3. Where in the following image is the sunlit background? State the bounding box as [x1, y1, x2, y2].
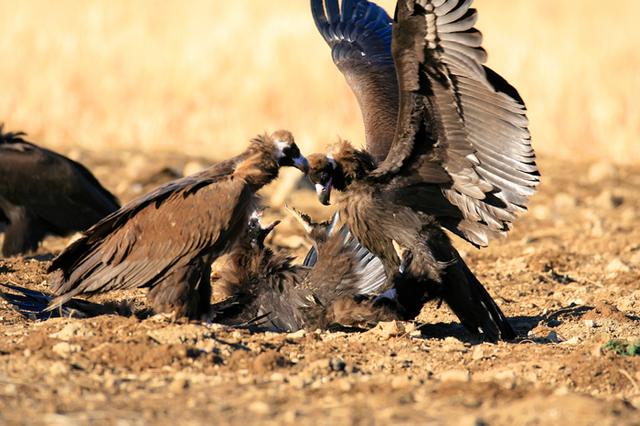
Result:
[0, 0, 638, 163]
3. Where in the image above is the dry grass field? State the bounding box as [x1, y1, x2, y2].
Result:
[1, 1, 640, 425]
[0, 0, 639, 162]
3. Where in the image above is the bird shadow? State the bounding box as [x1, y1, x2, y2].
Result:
[25, 253, 56, 262]
[411, 316, 545, 344]
[412, 305, 597, 345]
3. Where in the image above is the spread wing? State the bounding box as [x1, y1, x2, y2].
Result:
[370, 0, 539, 246]
[0, 132, 119, 233]
[48, 169, 254, 306]
[311, 0, 399, 161]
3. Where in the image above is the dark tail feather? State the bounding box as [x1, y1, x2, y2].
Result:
[0, 282, 112, 320]
[440, 256, 516, 342]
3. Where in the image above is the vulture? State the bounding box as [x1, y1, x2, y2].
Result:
[212, 208, 398, 331]
[46, 130, 309, 320]
[2, 209, 397, 329]
[307, 0, 539, 341]
[0, 125, 120, 257]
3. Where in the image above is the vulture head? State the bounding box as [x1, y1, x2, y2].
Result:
[269, 130, 309, 173]
[307, 141, 375, 205]
[238, 130, 308, 189]
[247, 210, 280, 250]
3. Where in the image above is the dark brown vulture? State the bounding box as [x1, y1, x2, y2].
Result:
[307, 0, 539, 341]
[212, 209, 396, 331]
[46, 130, 308, 320]
[0, 125, 120, 257]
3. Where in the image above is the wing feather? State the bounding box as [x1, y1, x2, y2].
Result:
[311, 0, 399, 161]
[370, 0, 538, 246]
[48, 173, 253, 307]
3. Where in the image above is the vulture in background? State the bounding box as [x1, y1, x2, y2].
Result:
[212, 208, 398, 331]
[0, 125, 120, 257]
[307, 0, 539, 341]
[46, 130, 308, 320]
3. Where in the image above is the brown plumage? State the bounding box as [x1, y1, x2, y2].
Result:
[46, 130, 308, 320]
[0, 125, 120, 257]
[307, 0, 540, 341]
[211, 209, 395, 331]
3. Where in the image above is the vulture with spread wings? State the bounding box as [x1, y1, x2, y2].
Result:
[307, 0, 539, 341]
[0, 126, 120, 257]
[47, 131, 308, 320]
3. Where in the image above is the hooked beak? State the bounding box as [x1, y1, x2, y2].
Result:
[292, 155, 309, 174]
[315, 178, 332, 206]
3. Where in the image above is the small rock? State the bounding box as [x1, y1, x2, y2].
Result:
[561, 336, 581, 345]
[329, 357, 346, 372]
[584, 319, 596, 329]
[605, 258, 631, 274]
[443, 337, 467, 353]
[183, 161, 208, 177]
[252, 350, 288, 373]
[439, 369, 470, 382]
[553, 386, 570, 396]
[588, 162, 618, 183]
[169, 376, 189, 393]
[3, 383, 17, 397]
[248, 401, 271, 415]
[409, 329, 422, 338]
[372, 321, 406, 339]
[471, 346, 485, 361]
[391, 376, 411, 389]
[286, 329, 306, 341]
[554, 193, 577, 209]
[546, 331, 565, 343]
[288, 375, 306, 389]
[49, 323, 90, 341]
[49, 361, 70, 376]
[270, 372, 285, 383]
[591, 345, 603, 357]
[52, 342, 81, 358]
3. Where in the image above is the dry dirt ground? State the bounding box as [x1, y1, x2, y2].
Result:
[0, 153, 639, 426]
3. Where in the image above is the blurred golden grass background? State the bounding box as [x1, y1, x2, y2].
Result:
[0, 0, 638, 163]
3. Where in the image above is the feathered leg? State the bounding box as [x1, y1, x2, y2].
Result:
[147, 257, 211, 319]
[397, 224, 515, 341]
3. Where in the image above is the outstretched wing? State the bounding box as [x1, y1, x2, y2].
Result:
[311, 0, 399, 162]
[48, 172, 254, 307]
[0, 282, 114, 320]
[371, 0, 539, 246]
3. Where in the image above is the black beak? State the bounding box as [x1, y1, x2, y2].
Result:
[315, 179, 332, 206]
[292, 155, 309, 174]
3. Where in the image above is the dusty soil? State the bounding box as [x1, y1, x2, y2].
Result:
[1, 153, 639, 426]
